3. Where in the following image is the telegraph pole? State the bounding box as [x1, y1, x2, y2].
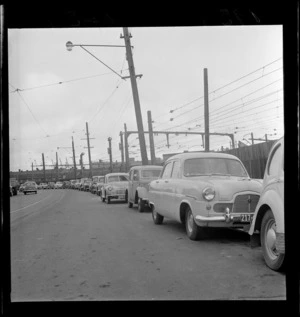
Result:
[251, 132, 254, 145]
[80, 152, 85, 177]
[124, 123, 130, 172]
[72, 136, 77, 180]
[82, 122, 94, 178]
[147, 110, 156, 164]
[121, 28, 148, 165]
[204, 68, 210, 152]
[56, 151, 59, 180]
[42, 153, 46, 182]
[119, 132, 124, 172]
[108, 137, 113, 173]
[31, 162, 34, 180]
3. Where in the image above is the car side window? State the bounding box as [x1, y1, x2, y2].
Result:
[171, 160, 181, 179]
[161, 162, 173, 179]
[267, 144, 282, 176]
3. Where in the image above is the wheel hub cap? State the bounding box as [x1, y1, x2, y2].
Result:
[266, 226, 276, 251]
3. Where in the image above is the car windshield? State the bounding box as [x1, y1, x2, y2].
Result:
[183, 158, 248, 177]
[26, 182, 36, 186]
[108, 175, 128, 182]
[141, 169, 161, 178]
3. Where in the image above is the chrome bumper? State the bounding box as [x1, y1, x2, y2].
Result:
[195, 212, 253, 223]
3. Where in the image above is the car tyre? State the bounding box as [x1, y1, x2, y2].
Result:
[138, 198, 145, 213]
[152, 207, 164, 225]
[24, 192, 27, 195]
[185, 207, 204, 240]
[261, 209, 285, 271]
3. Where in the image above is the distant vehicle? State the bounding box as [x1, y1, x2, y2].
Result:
[10, 185, 13, 196]
[90, 175, 103, 194]
[40, 183, 49, 189]
[70, 180, 77, 189]
[74, 180, 81, 190]
[19, 183, 25, 192]
[249, 137, 285, 271]
[10, 178, 19, 196]
[48, 182, 55, 189]
[54, 181, 63, 189]
[79, 178, 89, 191]
[148, 152, 262, 240]
[83, 179, 92, 191]
[95, 176, 105, 196]
[127, 165, 162, 212]
[63, 181, 71, 189]
[101, 173, 129, 204]
[23, 181, 38, 195]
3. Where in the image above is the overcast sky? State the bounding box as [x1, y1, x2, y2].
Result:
[8, 26, 283, 172]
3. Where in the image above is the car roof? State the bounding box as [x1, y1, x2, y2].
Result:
[106, 173, 129, 177]
[166, 151, 241, 162]
[129, 165, 163, 171]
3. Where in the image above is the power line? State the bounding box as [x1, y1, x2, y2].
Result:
[16, 90, 49, 137]
[9, 72, 112, 93]
[159, 57, 282, 116]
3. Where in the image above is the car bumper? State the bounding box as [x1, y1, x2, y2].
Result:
[107, 193, 126, 200]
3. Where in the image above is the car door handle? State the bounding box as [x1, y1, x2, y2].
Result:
[164, 180, 169, 183]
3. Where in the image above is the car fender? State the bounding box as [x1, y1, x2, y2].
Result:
[249, 189, 284, 235]
[136, 186, 148, 200]
[179, 199, 193, 223]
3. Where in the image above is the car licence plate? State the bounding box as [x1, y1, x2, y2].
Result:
[240, 214, 253, 222]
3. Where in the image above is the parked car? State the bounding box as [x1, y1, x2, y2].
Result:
[148, 152, 262, 240]
[19, 183, 25, 192]
[95, 176, 105, 196]
[101, 173, 129, 204]
[90, 175, 103, 194]
[10, 185, 13, 196]
[40, 183, 48, 189]
[74, 180, 81, 190]
[70, 180, 77, 189]
[248, 137, 285, 271]
[54, 181, 63, 189]
[48, 182, 55, 189]
[10, 178, 19, 195]
[23, 181, 38, 195]
[82, 179, 92, 191]
[127, 165, 163, 212]
[78, 178, 89, 191]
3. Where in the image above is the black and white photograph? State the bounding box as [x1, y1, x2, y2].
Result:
[2, 5, 299, 313]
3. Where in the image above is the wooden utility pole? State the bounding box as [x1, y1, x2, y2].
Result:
[42, 153, 46, 182]
[82, 122, 94, 178]
[147, 110, 156, 164]
[124, 123, 130, 172]
[119, 132, 124, 172]
[56, 151, 59, 180]
[72, 136, 77, 180]
[251, 132, 254, 145]
[121, 28, 148, 165]
[108, 137, 113, 173]
[31, 163, 34, 180]
[80, 153, 84, 177]
[204, 68, 209, 152]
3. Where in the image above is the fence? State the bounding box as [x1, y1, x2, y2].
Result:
[223, 140, 276, 179]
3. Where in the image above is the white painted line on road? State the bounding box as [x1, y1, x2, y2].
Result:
[11, 195, 51, 213]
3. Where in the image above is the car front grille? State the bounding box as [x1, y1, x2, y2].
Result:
[232, 194, 260, 213]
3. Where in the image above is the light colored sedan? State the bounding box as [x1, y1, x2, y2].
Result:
[54, 181, 63, 189]
[248, 137, 285, 271]
[101, 173, 129, 204]
[148, 152, 262, 240]
[23, 181, 38, 195]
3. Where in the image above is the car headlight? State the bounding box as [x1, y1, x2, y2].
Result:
[202, 187, 215, 201]
[107, 186, 113, 191]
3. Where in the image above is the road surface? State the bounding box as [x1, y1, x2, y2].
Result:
[10, 189, 286, 301]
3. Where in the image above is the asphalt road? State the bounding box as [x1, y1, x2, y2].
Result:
[10, 189, 286, 301]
